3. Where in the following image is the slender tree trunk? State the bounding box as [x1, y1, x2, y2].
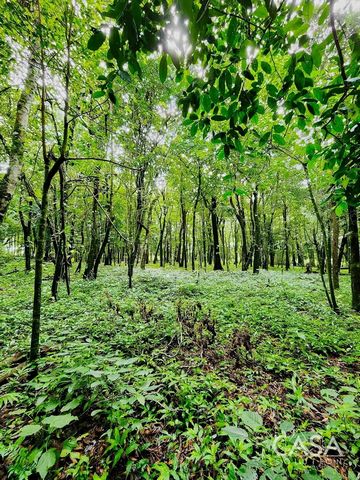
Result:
[230, 194, 248, 271]
[210, 196, 223, 271]
[283, 202, 290, 271]
[252, 187, 261, 273]
[0, 54, 37, 224]
[51, 165, 70, 298]
[303, 163, 339, 312]
[83, 177, 100, 279]
[331, 209, 340, 289]
[93, 219, 112, 278]
[19, 201, 32, 272]
[128, 167, 145, 288]
[348, 206, 360, 311]
[191, 167, 201, 271]
[337, 235, 347, 274]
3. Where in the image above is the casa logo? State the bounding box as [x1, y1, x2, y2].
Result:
[272, 432, 344, 458]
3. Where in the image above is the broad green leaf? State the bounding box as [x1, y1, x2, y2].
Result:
[36, 449, 57, 480]
[240, 410, 263, 430]
[201, 93, 212, 113]
[60, 397, 83, 413]
[253, 5, 268, 17]
[16, 424, 42, 437]
[261, 61, 272, 74]
[92, 91, 105, 99]
[332, 115, 344, 133]
[274, 124, 285, 133]
[335, 200, 347, 216]
[311, 44, 322, 67]
[109, 27, 120, 56]
[322, 467, 342, 480]
[221, 425, 249, 440]
[294, 69, 305, 90]
[273, 133, 286, 145]
[279, 420, 294, 433]
[159, 54, 167, 83]
[209, 86, 219, 103]
[43, 414, 78, 429]
[87, 30, 106, 51]
[227, 17, 238, 47]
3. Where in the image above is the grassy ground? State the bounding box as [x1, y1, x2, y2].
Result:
[0, 258, 359, 479]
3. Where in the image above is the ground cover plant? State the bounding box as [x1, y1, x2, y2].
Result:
[1, 0, 360, 478]
[0, 259, 359, 479]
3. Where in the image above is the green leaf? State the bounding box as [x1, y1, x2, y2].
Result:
[227, 17, 238, 47]
[335, 200, 347, 216]
[303, 0, 314, 20]
[279, 420, 294, 433]
[311, 44, 322, 67]
[16, 424, 42, 437]
[274, 124, 285, 133]
[294, 69, 305, 90]
[92, 90, 105, 99]
[190, 122, 198, 136]
[109, 27, 120, 56]
[201, 93, 212, 113]
[332, 115, 344, 133]
[209, 86, 219, 103]
[261, 61, 272, 74]
[322, 467, 342, 480]
[240, 410, 263, 430]
[221, 425, 249, 440]
[306, 144, 315, 157]
[159, 54, 167, 83]
[43, 414, 78, 429]
[259, 131, 271, 146]
[212, 115, 226, 121]
[297, 116, 306, 129]
[87, 30, 106, 51]
[60, 397, 83, 413]
[36, 449, 57, 480]
[253, 5, 268, 17]
[108, 89, 117, 105]
[273, 133, 286, 145]
[179, 0, 193, 19]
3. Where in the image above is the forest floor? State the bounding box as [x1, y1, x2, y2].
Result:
[0, 259, 359, 480]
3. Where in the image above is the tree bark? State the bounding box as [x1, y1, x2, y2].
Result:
[283, 202, 290, 271]
[331, 208, 340, 289]
[83, 177, 100, 280]
[210, 196, 223, 271]
[252, 187, 261, 273]
[19, 200, 32, 272]
[0, 54, 37, 224]
[229, 194, 248, 271]
[191, 167, 201, 271]
[348, 206, 360, 311]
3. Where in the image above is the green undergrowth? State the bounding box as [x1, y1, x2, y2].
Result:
[0, 259, 359, 479]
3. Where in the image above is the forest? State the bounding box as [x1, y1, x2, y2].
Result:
[0, 0, 359, 478]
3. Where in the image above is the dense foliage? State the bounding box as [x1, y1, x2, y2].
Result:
[0, 0, 359, 478]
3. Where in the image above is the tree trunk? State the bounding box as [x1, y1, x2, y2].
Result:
[210, 196, 223, 271]
[128, 167, 145, 288]
[252, 187, 261, 273]
[19, 201, 32, 272]
[83, 177, 100, 279]
[0, 54, 37, 224]
[348, 206, 360, 311]
[229, 194, 248, 271]
[283, 202, 290, 271]
[331, 209, 340, 289]
[191, 167, 201, 271]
